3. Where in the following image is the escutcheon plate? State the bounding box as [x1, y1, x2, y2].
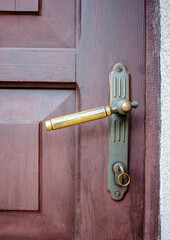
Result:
[108, 63, 130, 201]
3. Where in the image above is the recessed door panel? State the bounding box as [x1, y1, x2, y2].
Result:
[0, 89, 76, 238]
[0, 122, 39, 211]
[0, 0, 75, 48]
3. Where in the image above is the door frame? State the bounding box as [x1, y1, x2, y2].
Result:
[145, 0, 160, 239]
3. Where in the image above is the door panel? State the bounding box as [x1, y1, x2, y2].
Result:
[0, 90, 76, 239]
[0, 0, 75, 48]
[0, 122, 39, 211]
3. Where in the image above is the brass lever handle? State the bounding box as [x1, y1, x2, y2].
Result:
[45, 100, 138, 131]
[45, 63, 137, 201]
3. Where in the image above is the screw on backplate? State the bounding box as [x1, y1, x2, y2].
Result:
[117, 66, 123, 72]
[114, 191, 121, 197]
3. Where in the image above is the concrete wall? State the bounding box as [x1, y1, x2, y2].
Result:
[160, 0, 170, 239]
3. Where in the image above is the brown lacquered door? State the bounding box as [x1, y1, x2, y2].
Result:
[0, 1, 145, 239]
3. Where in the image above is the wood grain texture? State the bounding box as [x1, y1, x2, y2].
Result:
[16, 0, 39, 12]
[76, 1, 145, 239]
[0, 0, 75, 48]
[0, 0, 160, 238]
[0, 48, 75, 82]
[0, 123, 39, 210]
[144, 0, 161, 239]
[41, 91, 76, 240]
[0, 0, 15, 11]
[0, 90, 76, 239]
[0, 89, 74, 122]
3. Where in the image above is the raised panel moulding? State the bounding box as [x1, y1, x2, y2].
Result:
[0, 48, 75, 82]
[0, 0, 39, 12]
[0, 122, 39, 210]
[16, 0, 39, 12]
[0, 89, 75, 211]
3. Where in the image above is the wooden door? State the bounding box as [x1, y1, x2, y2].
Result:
[0, 0, 146, 239]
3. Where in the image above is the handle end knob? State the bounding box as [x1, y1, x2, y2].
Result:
[131, 101, 138, 108]
[45, 120, 53, 131]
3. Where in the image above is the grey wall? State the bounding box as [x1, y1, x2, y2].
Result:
[160, 0, 170, 239]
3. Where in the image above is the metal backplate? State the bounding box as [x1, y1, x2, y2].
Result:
[108, 63, 130, 201]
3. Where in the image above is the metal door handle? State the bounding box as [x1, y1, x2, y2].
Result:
[45, 63, 138, 201]
[45, 100, 138, 131]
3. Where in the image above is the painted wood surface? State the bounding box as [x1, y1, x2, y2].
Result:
[16, 0, 39, 12]
[0, 90, 76, 239]
[77, 1, 145, 239]
[0, 122, 39, 210]
[0, 0, 15, 11]
[0, 48, 75, 82]
[0, 0, 75, 47]
[0, 0, 158, 239]
[145, 0, 161, 239]
[0, 0, 39, 12]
